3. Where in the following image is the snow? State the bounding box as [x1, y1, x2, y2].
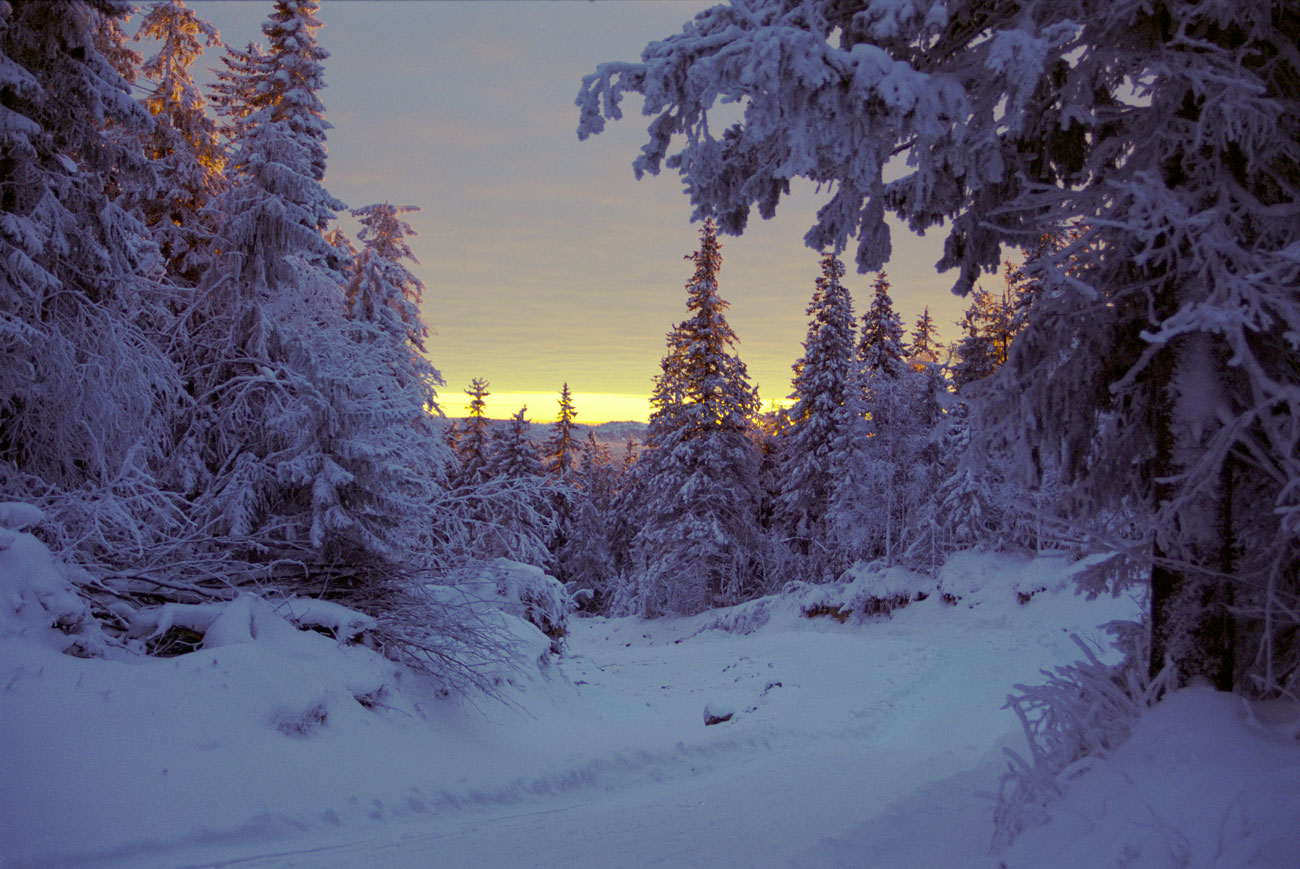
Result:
[3, 541, 1297, 867]
[0, 501, 44, 530]
[703, 699, 736, 725]
[0, 527, 90, 642]
[1002, 687, 1300, 868]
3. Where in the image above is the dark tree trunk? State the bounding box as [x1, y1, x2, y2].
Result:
[1147, 338, 1237, 690]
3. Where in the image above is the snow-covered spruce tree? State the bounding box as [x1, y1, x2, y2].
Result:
[488, 407, 543, 480]
[454, 377, 492, 487]
[775, 253, 861, 579]
[618, 220, 766, 616]
[859, 272, 907, 380]
[209, 0, 346, 303]
[0, 0, 180, 530]
[857, 272, 932, 562]
[578, 0, 1300, 695]
[952, 264, 1026, 394]
[459, 406, 555, 570]
[909, 307, 942, 367]
[600, 432, 642, 592]
[209, 38, 265, 144]
[927, 259, 1069, 560]
[895, 313, 954, 570]
[174, 0, 456, 586]
[345, 203, 429, 355]
[539, 384, 580, 584]
[212, 0, 337, 228]
[128, 0, 225, 284]
[92, 4, 141, 84]
[950, 287, 1000, 391]
[557, 433, 620, 611]
[331, 201, 454, 573]
[542, 383, 580, 479]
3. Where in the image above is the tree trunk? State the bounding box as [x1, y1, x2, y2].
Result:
[1148, 337, 1236, 690]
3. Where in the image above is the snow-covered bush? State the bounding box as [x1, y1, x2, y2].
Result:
[447, 558, 570, 654]
[993, 624, 1172, 848]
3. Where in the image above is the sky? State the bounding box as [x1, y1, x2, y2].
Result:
[183, 0, 974, 423]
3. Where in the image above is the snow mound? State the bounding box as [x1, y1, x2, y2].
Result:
[441, 558, 570, 653]
[937, 549, 1077, 607]
[130, 594, 379, 651]
[797, 561, 936, 620]
[697, 551, 1089, 636]
[1001, 687, 1300, 867]
[271, 595, 378, 641]
[703, 699, 736, 725]
[0, 501, 44, 530]
[0, 527, 93, 648]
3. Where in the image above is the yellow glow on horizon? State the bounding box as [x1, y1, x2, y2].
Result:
[450, 391, 651, 425]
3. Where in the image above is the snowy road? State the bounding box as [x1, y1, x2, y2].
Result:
[100, 554, 1137, 869]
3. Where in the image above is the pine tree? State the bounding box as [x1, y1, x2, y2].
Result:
[542, 383, 579, 478]
[620, 220, 766, 616]
[775, 253, 860, 578]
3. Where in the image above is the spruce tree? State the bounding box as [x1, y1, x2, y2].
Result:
[952, 266, 1027, 392]
[858, 272, 907, 379]
[487, 407, 543, 480]
[951, 287, 1000, 391]
[0, 0, 172, 491]
[209, 0, 345, 298]
[558, 433, 619, 611]
[345, 203, 429, 354]
[130, 0, 226, 283]
[620, 220, 765, 616]
[776, 253, 860, 578]
[908, 307, 942, 367]
[175, 0, 414, 572]
[542, 383, 579, 478]
[456, 378, 492, 486]
[857, 273, 933, 563]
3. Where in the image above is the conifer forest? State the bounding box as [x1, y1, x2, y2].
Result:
[3, 1, 1298, 866]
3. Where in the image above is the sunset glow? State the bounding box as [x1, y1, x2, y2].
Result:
[188, 1, 961, 415]
[452, 391, 651, 425]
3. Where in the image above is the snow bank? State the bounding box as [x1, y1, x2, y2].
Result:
[1001, 687, 1300, 867]
[0, 523, 94, 650]
[704, 549, 1080, 632]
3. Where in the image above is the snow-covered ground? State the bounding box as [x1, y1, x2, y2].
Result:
[3, 541, 1298, 868]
